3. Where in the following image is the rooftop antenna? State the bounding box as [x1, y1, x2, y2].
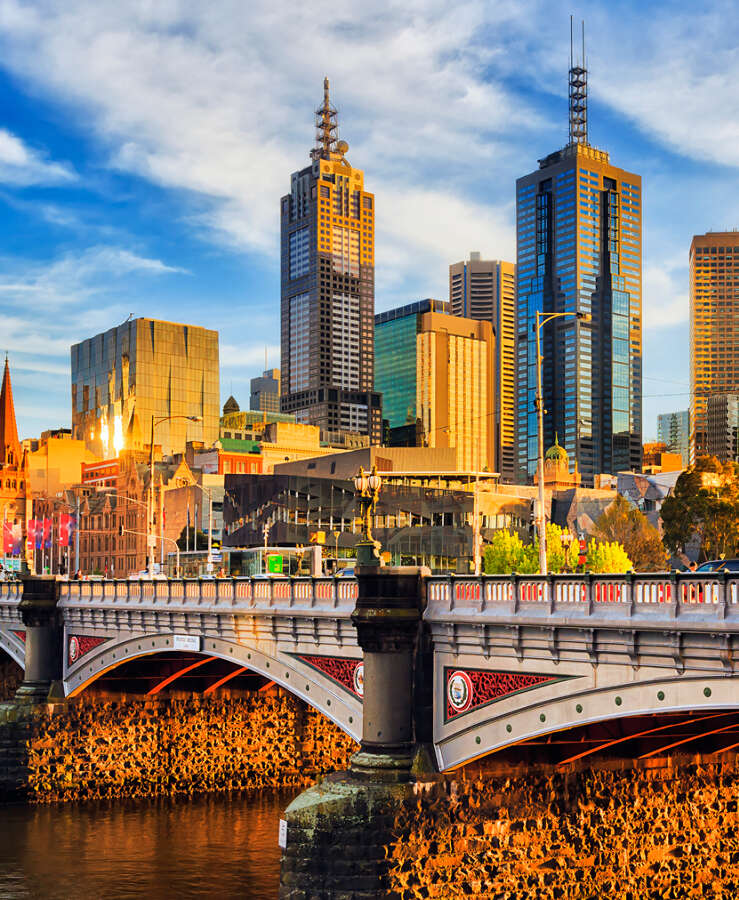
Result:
[569, 16, 587, 145]
[310, 76, 338, 161]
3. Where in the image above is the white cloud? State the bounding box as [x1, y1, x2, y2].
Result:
[0, 128, 75, 185]
[642, 256, 689, 330]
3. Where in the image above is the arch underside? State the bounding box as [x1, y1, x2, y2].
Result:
[0, 625, 25, 669]
[436, 664, 739, 770]
[64, 630, 363, 742]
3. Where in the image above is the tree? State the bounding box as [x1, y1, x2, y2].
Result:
[177, 526, 209, 551]
[482, 524, 580, 575]
[593, 494, 667, 571]
[661, 456, 739, 560]
[585, 539, 632, 573]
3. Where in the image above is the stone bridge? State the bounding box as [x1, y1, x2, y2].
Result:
[2, 570, 739, 770]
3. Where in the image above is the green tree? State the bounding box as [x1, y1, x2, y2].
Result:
[593, 494, 667, 572]
[661, 456, 739, 560]
[482, 524, 580, 575]
[585, 539, 632, 573]
[177, 526, 209, 551]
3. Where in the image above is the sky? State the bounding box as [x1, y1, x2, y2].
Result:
[1, 0, 738, 443]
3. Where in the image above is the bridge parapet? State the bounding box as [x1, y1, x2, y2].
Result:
[425, 572, 739, 622]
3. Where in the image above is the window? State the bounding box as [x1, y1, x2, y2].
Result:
[289, 228, 310, 279]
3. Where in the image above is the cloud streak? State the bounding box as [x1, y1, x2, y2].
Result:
[0, 127, 75, 185]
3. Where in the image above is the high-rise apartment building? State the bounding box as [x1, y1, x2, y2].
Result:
[449, 253, 516, 481]
[657, 409, 690, 466]
[375, 301, 495, 471]
[250, 368, 281, 413]
[280, 79, 381, 443]
[706, 393, 739, 462]
[71, 318, 219, 458]
[515, 38, 642, 484]
[689, 232, 739, 461]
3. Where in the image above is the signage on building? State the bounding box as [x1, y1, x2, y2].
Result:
[173, 634, 201, 652]
[310, 531, 326, 544]
[267, 554, 283, 574]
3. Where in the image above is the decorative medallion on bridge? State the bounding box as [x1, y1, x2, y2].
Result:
[445, 667, 576, 721]
[11, 630, 25, 643]
[297, 655, 364, 700]
[68, 635, 109, 666]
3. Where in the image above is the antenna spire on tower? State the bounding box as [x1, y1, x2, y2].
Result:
[311, 76, 338, 161]
[568, 16, 588, 146]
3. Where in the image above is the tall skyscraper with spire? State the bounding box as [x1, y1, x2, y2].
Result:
[280, 79, 382, 443]
[515, 22, 642, 484]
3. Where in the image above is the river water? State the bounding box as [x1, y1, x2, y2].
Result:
[0, 791, 292, 899]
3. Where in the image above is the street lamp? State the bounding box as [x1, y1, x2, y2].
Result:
[534, 310, 591, 575]
[353, 464, 382, 566]
[147, 415, 202, 577]
[188, 480, 215, 574]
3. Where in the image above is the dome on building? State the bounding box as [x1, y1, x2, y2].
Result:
[223, 395, 240, 415]
[545, 434, 569, 463]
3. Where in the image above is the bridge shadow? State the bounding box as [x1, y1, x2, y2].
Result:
[467, 709, 739, 769]
[0, 647, 23, 702]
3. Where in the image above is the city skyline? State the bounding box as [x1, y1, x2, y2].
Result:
[2, 2, 738, 442]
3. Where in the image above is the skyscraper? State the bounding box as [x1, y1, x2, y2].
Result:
[515, 27, 642, 484]
[706, 393, 739, 463]
[449, 253, 516, 481]
[689, 232, 739, 461]
[657, 409, 690, 466]
[71, 318, 219, 458]
[280, 79, 382, 443]
[375, 301, 496, 472]
[250, 369, 281, 413]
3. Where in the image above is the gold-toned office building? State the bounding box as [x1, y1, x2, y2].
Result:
[280, 79, 381, 442]
[375, 302, 496, 472]
[449, 253, 516, 481]
[689, 232, 739, 461]
[71, 318, 219, 458]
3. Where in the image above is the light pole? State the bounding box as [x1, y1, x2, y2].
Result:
[189, 480, 214, 573]
[262, 521, 270, 574]
[353, 465, 382, 567]
[148, 415, 202, 577]
[534, 309, 591, 575]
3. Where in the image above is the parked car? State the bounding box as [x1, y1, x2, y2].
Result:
[695, 559, 739, 573]
[337, 566, 355, 578]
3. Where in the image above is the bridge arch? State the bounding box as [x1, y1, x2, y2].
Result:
[0, 627, 25, 670]
[437, 673, 739, 770]
[64, 632, 363, 741]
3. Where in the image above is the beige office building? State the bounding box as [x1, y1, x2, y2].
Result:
[72, 318, 219, 458]
[417, 311, 496, 473]
[449, 253, 516, 481]
[690, 232, 739, 461]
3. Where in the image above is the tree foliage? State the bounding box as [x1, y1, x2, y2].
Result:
[177, 526, 209, 551]
[585, 539, 632, 574]
[483, 524, 580, 575]
[660, 456, 739, 560]
[593, 494, 667, 572]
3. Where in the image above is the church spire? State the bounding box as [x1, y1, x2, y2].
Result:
[311, 76, 338, 161]
[0, 355, 21, 467]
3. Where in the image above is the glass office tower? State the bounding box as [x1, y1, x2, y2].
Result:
[515, 52, 642, 484]
[280, 78, 381, 443]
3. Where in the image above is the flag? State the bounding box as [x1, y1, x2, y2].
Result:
[43, 518, 52, 550]
[59, 514, 72, 547]
[27, 519, 37, 547]
[2, 521, 12, 555]
[11, 523, 22, 556]
[35, 518, 43, 550]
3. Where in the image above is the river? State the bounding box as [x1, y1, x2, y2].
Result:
[0, 791, 292, 899]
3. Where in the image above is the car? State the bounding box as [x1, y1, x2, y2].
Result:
[695, 559, 739, 573]
[337, 566, 355, 578]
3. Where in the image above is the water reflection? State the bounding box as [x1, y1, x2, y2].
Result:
[0, 791, 293, 899]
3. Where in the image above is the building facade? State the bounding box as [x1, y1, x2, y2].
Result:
[280, 79, 381, 443]
[706, 393, 739, 462]
[0, 358, 30, 572]
[71, 317, 219, 459]
[375, 303, 496, 471]
[657, 409, 690, 467]
[689, 232, 739, 461]
[515, 55, 642, 485]
[250, 368, 281, 413]
[449, 254, 517, 482]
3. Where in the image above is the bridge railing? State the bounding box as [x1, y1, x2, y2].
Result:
[0, 582, 23, 603]
[425, 572, 739, 618]
[57, 577, 359, 612]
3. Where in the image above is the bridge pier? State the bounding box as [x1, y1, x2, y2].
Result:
[16, 576, 64, 703]
[280, 566, 435, 899]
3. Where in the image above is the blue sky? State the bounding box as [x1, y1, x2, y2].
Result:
[1, 0, 738, 442]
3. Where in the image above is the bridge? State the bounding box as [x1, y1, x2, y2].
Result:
[2, 570, 739, 769]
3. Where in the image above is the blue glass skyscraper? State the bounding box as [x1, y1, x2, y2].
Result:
[515, 41, 642, 484]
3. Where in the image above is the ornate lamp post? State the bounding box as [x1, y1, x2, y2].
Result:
[353, 464, 382, 567]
